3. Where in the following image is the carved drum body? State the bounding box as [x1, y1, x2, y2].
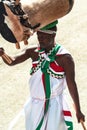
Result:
[0, 0, 74, 47]
[21, 0, 74, 30]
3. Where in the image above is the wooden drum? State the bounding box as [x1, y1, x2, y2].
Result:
[21, 0, 74, 30]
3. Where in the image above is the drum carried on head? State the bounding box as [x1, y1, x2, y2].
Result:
[21, 0, 74, 30]
[0, 0, 74, 48]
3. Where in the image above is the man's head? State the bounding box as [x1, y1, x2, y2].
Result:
[37, 21, 58, 49]
[37, 25, 57, 49]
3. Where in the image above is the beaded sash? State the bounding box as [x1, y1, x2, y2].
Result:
[30, 44, 65, 79]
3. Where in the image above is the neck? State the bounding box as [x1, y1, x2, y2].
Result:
[45, 42, 56, 53]
[45, 46, 54, 53]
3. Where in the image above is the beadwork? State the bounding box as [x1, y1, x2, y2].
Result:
[30, 45, 65, 79]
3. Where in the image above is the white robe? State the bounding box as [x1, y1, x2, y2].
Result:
[24, 45, 73, 130]
[8, 45, 73, 130]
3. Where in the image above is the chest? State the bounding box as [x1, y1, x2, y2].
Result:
[31, 53, 65, 79]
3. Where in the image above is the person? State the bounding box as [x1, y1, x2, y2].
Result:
[0, 22, 85, 130]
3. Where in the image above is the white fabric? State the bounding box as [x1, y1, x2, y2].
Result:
[8, 45, 71, 130]
[24, 45, 70, 130]
[56, 45, 70, 55]
[24, 92, 68, 130]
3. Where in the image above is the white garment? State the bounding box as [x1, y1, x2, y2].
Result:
[8, 45, 72, 130]
[24, 71, 67, 130]
[24, 45, 71, 130]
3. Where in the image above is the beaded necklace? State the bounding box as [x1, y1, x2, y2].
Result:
[30, 44, 65, 79]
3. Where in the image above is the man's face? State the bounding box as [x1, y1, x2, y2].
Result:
[37, 31, 55, 49]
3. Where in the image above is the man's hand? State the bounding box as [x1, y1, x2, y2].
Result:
[0, 48, 13, 64]
[76, 110, 85, 123]
[0, 48, 4, 56]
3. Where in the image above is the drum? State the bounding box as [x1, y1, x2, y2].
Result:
[0, 0, 74, 48]
[21, 0, 74, 30]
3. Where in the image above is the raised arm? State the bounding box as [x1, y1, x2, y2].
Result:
[0, 47, 34, 66]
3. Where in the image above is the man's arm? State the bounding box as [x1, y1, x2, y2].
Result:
[58, 54, 85, 122]
[0, 47, 33, 66]
[64, 54, 85, 122]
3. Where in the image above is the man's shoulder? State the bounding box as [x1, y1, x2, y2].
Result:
[62, 54, 74, 68]
[56, 53, 74, 69]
